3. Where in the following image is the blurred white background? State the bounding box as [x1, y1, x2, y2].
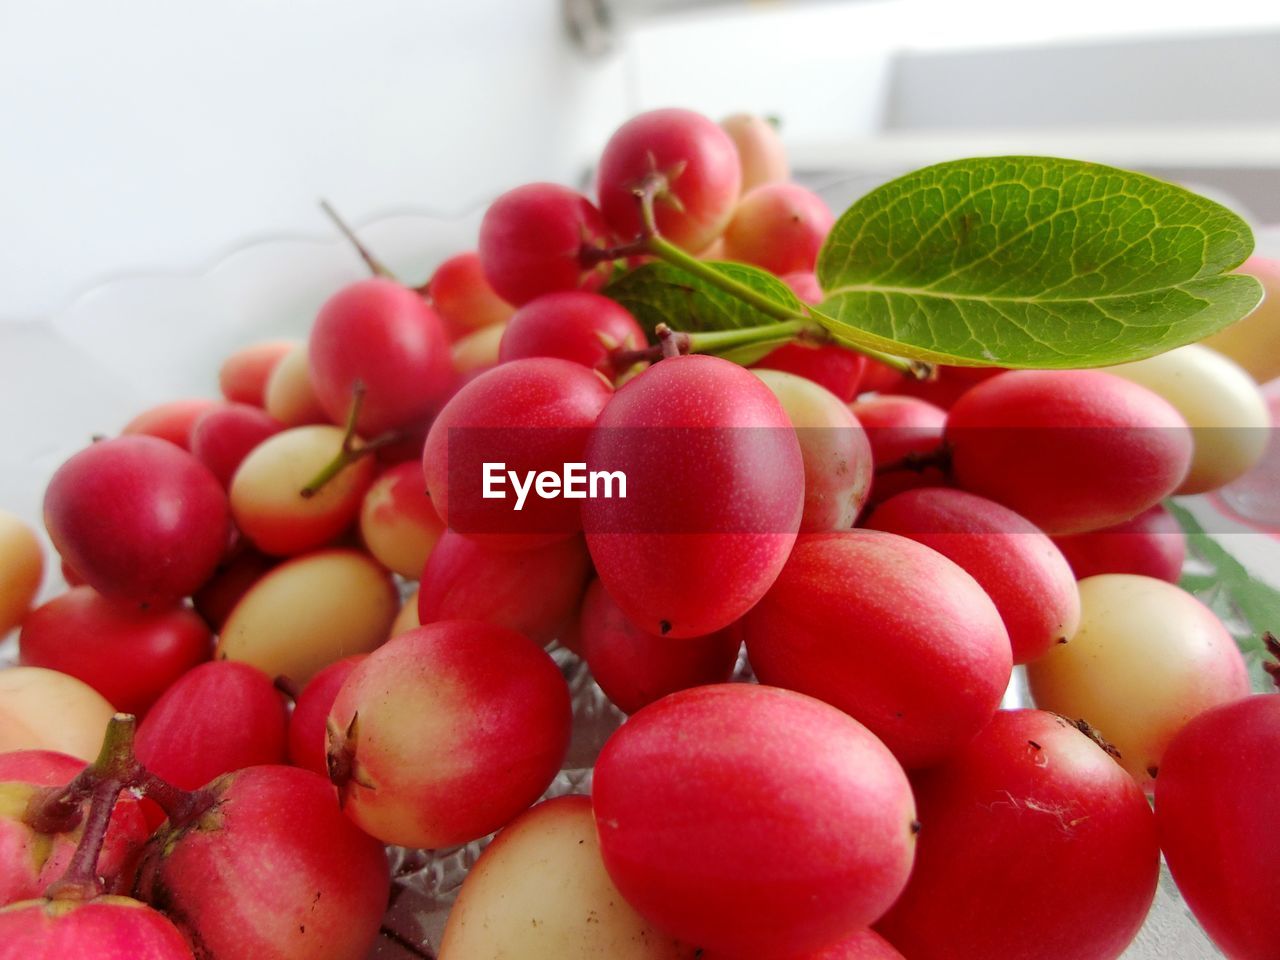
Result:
[4, 0, 1280, 319]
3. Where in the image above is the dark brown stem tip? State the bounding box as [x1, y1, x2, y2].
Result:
[1263, 632, 1279, 690]
[907, 360, 937, 382]
[1064, 716, 1122, 761]
[274, 675, 302, 702]
[654, 325, 690, 361]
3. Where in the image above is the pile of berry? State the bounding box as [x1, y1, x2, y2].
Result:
[0, 107, 1277, 960]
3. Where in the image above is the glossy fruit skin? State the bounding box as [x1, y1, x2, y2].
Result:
[866, 489, 1080, 664]
[219, 340, 294, 407]
[700, 929, 905, 960]
[1104, 343, 1270, 494]
[1051, 504, 1185, 583]
[593, 684, 917, 960]
[1155, 694, 1280, 960]
[189, 403, 284, 489]
[886, 365, 1003, 409]
[0, 896, 194, 960]
[946, 370, 1193, 534]
[0, 751, 149, 906]
[328, 621, 572, 849]
[418, 531, 590, 646]
[1025, 574, 1249, 789]
[264, 343, 328, 427]
[850, 395, 947, 466]
[214, 549, 397, 685]
[287, 655, 365, 777]
[722, 183, 834, 275]
[876, 710, 1159, 960]
[479, 183, 613, 305]
[579, 579, 740, 714]
[191, 545, 277, 632]
[137, 766, 389, 960]
[584, 355, 803, 638]
[422, 358, 613, 546]
[744, 530, 1011, 768]
[134, 661, 287, 790]
[439, 795, 696, 960]
[358, 461, 444, 577]
[428, 251, 515, 339]
[598, 108, 742, 253]
[0, 511, 43, 637]
[122, 398, 220, 450]
[0, 668, 116, 761]
[229, 425, 377, 557]
[498, 291, 647, 379]
[19, 587, 211, 715]
[44, 436, 231, 605]
[309, 277, 453, 437]
[755, 344, 866, 403]
[720, 112, 789, 194]
[849, 394, 949, 505]
[752, 369, 873, 530]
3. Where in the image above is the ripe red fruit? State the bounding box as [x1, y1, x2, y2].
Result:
[44, 436, 231, 605]
[422, 357, 613, 546]
[497, 290, 647, 379]
[417, 531, 590, 645]
[0, 751, 149, 905]
[136, 766, 389, 960]
[18, 587, 211, 715]
[308, 277, 453, 437]
[865, 489, 1080, 663]
[478, 183, 614, 305]
[584, 355, 803, 638]
[358, 460, 444, 577]
[742, 530, 1012, 768]
[593, 684, 917, 959]
[946, 370, 1193, 534]
[1051, 503, 1186, 583]
[579, 579, 740, 714]
[1155, 692, 1280, 960]
[328, 621, 572, 849]
[875, 710, 1159, 960]
[850, 394, 949, 506]
[722, 182, 835, 275]
[597, 108, 741, 253]
[886, 365, 1003, 409]
[134, 661, 287, 790]
[191, 544, 276, 632]
[0, 896, 194, 960]
[700, 929, 905, 960]
[219, 340, 295, 407]
[189, 403, 285, 489]
[122, 398, 220, 450]
[754, 343, 866, 402]
[286, 655, 365, 777]
[427, 251, 515, 339]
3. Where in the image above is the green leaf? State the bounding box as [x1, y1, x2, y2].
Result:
[816, 156, 1262, 368]
[1167, 499, 1280, 691]
[606, 260, 803, 335]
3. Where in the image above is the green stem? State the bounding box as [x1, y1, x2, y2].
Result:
[628, 187, 928, 379]
[644, 233, 806, 325]
[299, 381, 402, 498]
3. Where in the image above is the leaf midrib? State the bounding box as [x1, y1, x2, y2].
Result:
[822, 278, 1220, 306]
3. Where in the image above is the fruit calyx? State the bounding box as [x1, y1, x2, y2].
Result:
[325, 713, 374, 806]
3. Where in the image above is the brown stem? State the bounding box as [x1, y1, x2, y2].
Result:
[1264, 632, 1279, 690]
[656, 324, 686, 360]
[43, 774, 123, 901]
[319, 200, 395, 279]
